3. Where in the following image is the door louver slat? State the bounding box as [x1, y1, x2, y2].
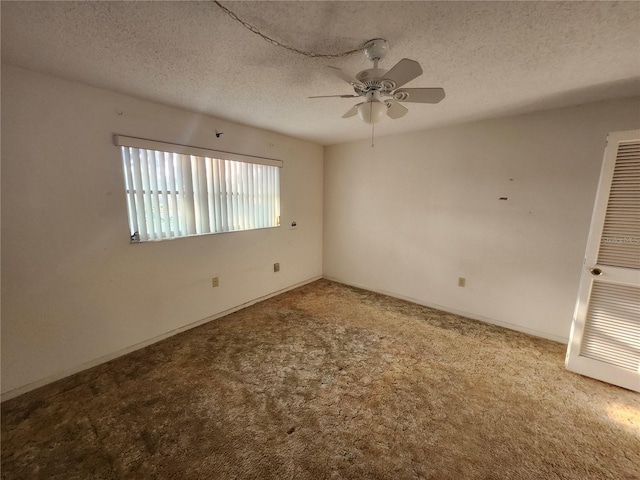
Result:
[580, 282, 640, 371]
[597, 140, 640, 269]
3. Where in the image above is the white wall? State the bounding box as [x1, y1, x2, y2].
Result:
[1, 65, 323, 397]
[324, 97, 640, 342]
[3, 64, 637, 398]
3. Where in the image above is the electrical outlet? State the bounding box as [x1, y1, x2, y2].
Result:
[212, 277, 219, 287]
[274, 263, 280, 273]
[458, 277, 466, 287]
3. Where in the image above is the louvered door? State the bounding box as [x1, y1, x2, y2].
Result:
[566, 130, 640, 392]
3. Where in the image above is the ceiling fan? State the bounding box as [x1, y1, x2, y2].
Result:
[311, 39, 445, 124]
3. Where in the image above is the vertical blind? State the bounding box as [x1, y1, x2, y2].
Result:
[117, 137, 281, 242]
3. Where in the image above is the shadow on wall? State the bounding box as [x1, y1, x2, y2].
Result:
[458, 77, 640, 126]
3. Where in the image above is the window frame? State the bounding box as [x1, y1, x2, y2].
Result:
[114, 135, 282, 243]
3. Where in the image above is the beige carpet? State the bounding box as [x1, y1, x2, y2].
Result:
[2, 279, 639, 479]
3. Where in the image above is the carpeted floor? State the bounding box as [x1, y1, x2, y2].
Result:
[2, 279, 639, 479]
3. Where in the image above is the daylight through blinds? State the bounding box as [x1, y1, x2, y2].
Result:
[121, 146, 280, 242]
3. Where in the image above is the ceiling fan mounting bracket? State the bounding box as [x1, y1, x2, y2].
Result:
[363, 39, 389, 62]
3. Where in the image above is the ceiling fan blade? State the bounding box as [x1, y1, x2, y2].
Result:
[392, 88, 445, 104]
[386, 100, 408, 119]
[327, 66, 365, 88]
[309, 94, 360, 98]
[342, 104, 360, 118]
[382, 58, 423, 89]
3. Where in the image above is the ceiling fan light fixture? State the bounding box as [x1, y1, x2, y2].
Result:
[357, 101, 387, 124]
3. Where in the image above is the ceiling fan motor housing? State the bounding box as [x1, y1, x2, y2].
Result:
[354, 72, 397, 95]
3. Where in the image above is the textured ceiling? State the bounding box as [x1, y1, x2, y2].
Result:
[2, 1, 639, 145]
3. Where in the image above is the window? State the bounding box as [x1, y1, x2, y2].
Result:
[114, 135, 281, 242]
